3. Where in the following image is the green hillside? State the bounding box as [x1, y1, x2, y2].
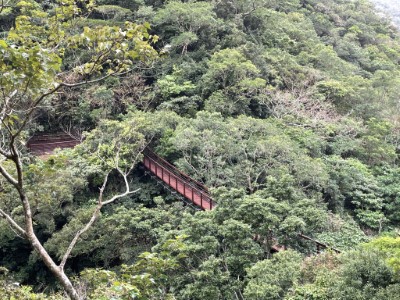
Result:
[1, 0, 400, 299]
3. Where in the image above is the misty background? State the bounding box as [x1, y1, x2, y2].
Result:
[372, 0, 400, 27]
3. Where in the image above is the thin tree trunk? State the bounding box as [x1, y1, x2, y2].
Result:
[20, 184, 81, 299]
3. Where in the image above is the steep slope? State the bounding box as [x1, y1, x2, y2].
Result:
[2, 1, 400, 299]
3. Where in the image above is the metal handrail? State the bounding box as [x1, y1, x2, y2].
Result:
[143, 151, 216, 210]
[143, 150, 338, 252]
[298, 233, 341, 253]
[28, 140, 80, 146]
[144, 148, 209, 193]
[26, 136, 337, 252]
[143, 154, 214, 205]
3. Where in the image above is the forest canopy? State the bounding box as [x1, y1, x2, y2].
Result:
[1, 0, 400, 299]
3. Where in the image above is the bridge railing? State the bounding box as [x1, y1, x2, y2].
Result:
[27, 134, 80, 155]
[143, 148, 216, 210]
[144, 148, 209, 192]
[298, 233, 341, 254]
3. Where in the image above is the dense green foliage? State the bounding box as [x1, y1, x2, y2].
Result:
[2, 0, 400, 298]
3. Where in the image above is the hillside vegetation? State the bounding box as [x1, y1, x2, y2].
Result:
[1, 0, 400, 299]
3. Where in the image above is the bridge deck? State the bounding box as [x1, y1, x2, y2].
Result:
[27, 133, 80, 155]
[143, 149, 215, 210]
[26, 135, 339, 254]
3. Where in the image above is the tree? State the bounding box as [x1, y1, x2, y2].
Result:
[366, 236, 400, 275]
[1, 265, 65, 299]
[244, 250, 302, 300]
[201, 48, 266, 116]
[324, 156, 387, 230]
[0, 1, 157, 299]
[153, 0, 221, 54]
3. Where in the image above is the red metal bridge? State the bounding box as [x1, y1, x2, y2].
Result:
[142, 148, 340, 254]
[143, 148, 216, 210]
[27, 133, 80, 155]
[26, 136, 340, 254]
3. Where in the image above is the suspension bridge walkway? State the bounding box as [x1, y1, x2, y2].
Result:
[27, 134, 340, 254]
[143, 148, 216, 210]
[142, 148, 340, 254]
[27, 133, 80, 155]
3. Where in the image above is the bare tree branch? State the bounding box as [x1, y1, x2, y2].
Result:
[12, 84, 64, 139]
[0, 163, 18, 187]
[0, 208, 26, 237]
[11, 71, 124, 139]
[0, 0, 13, 14]
[59, 171, 140, 271]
